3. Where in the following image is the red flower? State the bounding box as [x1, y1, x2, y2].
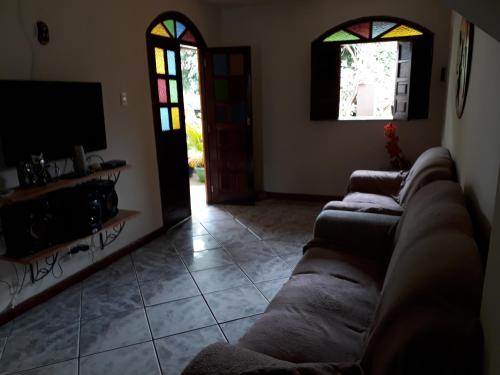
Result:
[384, 123, 398, 138]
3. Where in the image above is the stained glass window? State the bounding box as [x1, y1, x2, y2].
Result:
[171, 107, 181, 130]
[215, 80, 229, 101]
[164, 20, 175, 37]
[181, 31, 196, 43]
[324, 30, 360, 42]
[346, 22, 371, 39]
[322, 20, 423, 43]
[372, 21, 397, 38]
[151, 24, 169, 37]
[169, 79, 179, 103]
[160, 107, 170, 131]
[155, 47, 165, 75]
[213, 54, 228, 76]
[381, 25, 423, 38]
[167, 50, 176, 76]
[158, 79, 168, 103]
[176, 21, 186, 38]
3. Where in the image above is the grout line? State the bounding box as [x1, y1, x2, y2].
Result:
[129, 254, 164, 374]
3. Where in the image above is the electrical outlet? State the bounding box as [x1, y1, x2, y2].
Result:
[120, 91, 128, 106]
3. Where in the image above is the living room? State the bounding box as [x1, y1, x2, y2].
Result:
[0, 0, 499, 374]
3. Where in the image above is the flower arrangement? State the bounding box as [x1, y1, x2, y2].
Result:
[384, 123, 411, 170]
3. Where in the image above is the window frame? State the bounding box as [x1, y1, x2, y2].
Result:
[310, 16, 434, 122]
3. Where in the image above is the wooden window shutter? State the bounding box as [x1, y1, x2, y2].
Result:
[408, 34, 433, 119]
[393, 41, 412, 120]
[310, 42, 340, 120]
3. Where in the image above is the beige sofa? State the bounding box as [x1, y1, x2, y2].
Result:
[323, 147, 454, 216]
[182, 180, 483, 375]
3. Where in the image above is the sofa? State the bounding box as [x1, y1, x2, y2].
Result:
[323, 147, 454, 216]
[182, 180, 483, 375]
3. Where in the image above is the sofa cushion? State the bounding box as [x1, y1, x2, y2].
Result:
[238, 248, 381, 364]
[362, 181, 483, 375]
[397, 146, 453, 205]
[325, 192, 403, 216]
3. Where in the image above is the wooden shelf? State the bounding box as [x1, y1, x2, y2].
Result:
[0, 165, 130, 206]
[0, 209, 140, 264]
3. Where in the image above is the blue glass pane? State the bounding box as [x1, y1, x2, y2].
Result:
[216, 105, 227, 123]
[213, 54, 227, 76]
[176, 21, 186, 38]
[372, 21, 396, 38]
[160, 107, 170, 131]
[167, 50, 176, 76]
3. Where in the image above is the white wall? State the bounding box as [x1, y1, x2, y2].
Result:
[218, 0, 451, 196]
[0, 0, 219, 311]
[441, 11, 500, 375]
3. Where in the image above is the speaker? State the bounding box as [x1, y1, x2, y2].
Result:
[0, 198, 56, 258]
[51, 184, 102, 242]
[90, 180, 119, 222]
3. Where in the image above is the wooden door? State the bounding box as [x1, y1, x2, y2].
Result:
[203, 47, 255, 204]
[147, 37, 191, 229]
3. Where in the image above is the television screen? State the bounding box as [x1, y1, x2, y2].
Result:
[0, 80, 107, 169]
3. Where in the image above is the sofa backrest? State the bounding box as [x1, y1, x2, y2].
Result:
[398, 147, 454, 206]
[361, 181, 483, 375]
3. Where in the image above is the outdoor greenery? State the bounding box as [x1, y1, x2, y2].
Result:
[339, 41, 398, 119]
[180, 46, 204, 171]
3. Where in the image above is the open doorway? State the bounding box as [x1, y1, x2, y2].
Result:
[180, 45, 207, 212]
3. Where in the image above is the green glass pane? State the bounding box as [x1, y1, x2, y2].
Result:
[160, 107, 170, 131]
[215, 79, 229, 101]
[169, 79, 179, 103]
[324, 30, 360, 42]
[163, 20, 175, 38]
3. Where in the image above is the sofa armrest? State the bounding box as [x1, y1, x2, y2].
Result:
[182, 343, 361, 375]
[310, 210, 399, 260]
[347, 170, 405, 196]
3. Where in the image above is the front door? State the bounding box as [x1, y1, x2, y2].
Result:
[203, 47, 255, 204]
[147, 37, 191, 229]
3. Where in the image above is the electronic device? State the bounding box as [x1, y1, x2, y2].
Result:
[0, 197, 57, 258]
[73, 145, 89, 177]
[101, 160, 126, 170]
[91, 180, 119, 222]
[51, 185, 102, 242]
[0, 80, 107, 170]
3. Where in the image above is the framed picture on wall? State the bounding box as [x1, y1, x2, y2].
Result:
[456, 17, 474, 119]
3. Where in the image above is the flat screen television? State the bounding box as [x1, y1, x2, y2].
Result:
[0, 80, 107, 170]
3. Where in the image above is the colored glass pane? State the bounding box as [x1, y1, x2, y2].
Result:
[157, 78, 168, 103]
[229, 54, 244, 75]
[163, 20, 175, 38]
[155, 47, 165, 74]
[176, 21, 186, 38]
[167, 50, 176, 75]
[160, 107, 170, 131]
[382, 24, 423, 38]
[213, 54, 228, 75]
[216, 105, 227, 123]
[151, 24, 169, 37]
[346, 22, 371, 39]
[231, 102, 246, 124]
[324, 30, 359, 42]
[372, 21, 396, 38]
[181, 30, 196, 43]
[169, 79, 179, 103]
[215, 79, 229, 101]
[172, 107, 181, 130]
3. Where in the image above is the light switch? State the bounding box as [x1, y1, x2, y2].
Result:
[120, 91, 128, 106]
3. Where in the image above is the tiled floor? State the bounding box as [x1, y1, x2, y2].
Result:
[0, 181, 322, 374]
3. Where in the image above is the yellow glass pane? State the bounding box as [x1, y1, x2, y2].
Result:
[172, 107, 181, 130]
[382, 25, 423, 38]
[151, 23, 170, 37]
[155, 47, 165, 75]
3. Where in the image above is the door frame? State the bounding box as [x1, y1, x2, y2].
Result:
[145, 11, 212, 226]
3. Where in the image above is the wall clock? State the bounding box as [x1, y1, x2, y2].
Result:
[456, 17, 474, 119]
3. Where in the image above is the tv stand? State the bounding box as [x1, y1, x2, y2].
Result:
[0, 165, 139, 284]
